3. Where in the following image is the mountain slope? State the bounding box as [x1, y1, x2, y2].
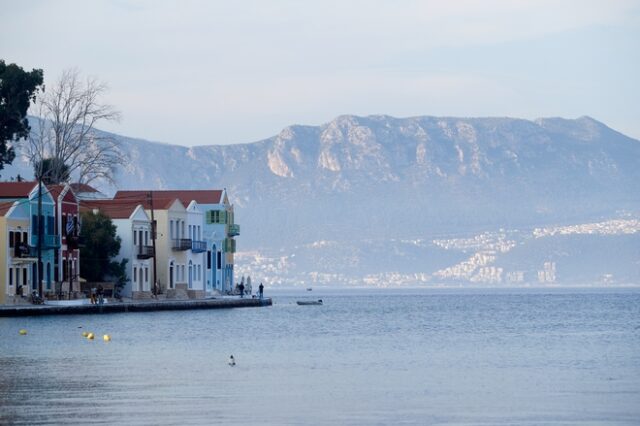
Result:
[5, 114, 639, 286]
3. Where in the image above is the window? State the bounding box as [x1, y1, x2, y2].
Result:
[133, 229, 137, 245]
[23, 269, 27, 289]
[170, 220, 174, 239]
[16, 268, 21, 286]
[46, 263, 51, 290]
[207, 251, 211, 269]
[198, 265, 201, 281]
[181, 222, 185, 239]
[145, 268, 148, 283]
[144, 230, 149, 245]
[9, 231, 14, 248]
[23, 232, 28, 244]
[217, 251, 221, 270]
[47, 216, 55, 235]
[9, 267, 13, 286]
[133, 267, 137, 283]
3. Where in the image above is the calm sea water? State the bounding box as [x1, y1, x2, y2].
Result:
[1, 288, 639, 425]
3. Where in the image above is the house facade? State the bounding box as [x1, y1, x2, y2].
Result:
[0, 200, 32, 304]
[114, 189, 239, 296]
[185, 200, 206, 298]
[48, 184, 81, 295]
[80, 200, 154, 299]
[0, 182, 57, 302]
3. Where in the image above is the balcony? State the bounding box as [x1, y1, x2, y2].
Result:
[137, 245, 155, 259]
[191, 240, 207, 253]
[66, 235, 85, 250]
[228, 224, 240, 237]
[30, 234, 60, 249]
[224, 238, 236, 253]
[14, 243, 36, 258]
[172, 238, 192, 251]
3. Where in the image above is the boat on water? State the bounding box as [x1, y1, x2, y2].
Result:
[297, 299, 323, 306]
[306, 287, 313, 291]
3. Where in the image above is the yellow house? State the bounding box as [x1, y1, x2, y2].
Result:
[0, 200, 33, 305]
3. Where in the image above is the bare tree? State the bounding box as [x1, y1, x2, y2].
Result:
[28, 68, 124, 185]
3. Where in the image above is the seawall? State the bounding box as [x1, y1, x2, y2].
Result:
[0, 297, 272, 317]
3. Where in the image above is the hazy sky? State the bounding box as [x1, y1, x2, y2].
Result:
[1, 0, 639, 146]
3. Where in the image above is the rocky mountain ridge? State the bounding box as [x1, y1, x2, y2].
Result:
[4, 114, 639, 286]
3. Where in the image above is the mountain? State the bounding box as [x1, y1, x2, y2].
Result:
[5, 115, 640, 286]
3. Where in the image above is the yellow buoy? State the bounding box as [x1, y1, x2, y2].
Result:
[103, 334, 111, 342]
[19, 329, 27, 335]
[82, 331, 89, 337]
[87, 332, 95, 340]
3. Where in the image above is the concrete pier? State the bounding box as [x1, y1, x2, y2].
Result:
[0, 297, 272, 317]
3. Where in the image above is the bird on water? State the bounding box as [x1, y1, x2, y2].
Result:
[228, 355, 236, 366]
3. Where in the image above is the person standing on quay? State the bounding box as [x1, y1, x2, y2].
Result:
[258, 282, 264, 299]
[238, 282, 245, 298]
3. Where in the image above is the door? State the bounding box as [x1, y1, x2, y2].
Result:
[169, 261, 174, 289]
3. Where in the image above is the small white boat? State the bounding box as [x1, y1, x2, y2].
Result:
[297, 299, 323, 306]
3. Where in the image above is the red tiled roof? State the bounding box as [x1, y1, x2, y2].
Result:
[70, 183, 99, 193]
[114, 190, 223, 206]
[0, 200, 16, 216]
[47, 184, 77, 204]
[0, 181, 38, 198]
[80, 199, 144, 219]
[46, 184, 64, 202]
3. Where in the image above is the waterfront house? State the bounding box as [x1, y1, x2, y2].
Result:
[0, 200, 31, 304]
[0, 182, 57, 301]
[80, 200, 154, 299]
[114, 189, 239, 296]
[184, 200, 206, 298]
[47, 184, 81, 296]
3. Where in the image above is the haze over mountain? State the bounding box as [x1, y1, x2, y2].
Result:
[6, 115, 640, 287]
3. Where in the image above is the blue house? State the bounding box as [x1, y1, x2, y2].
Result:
[0, 182, 58, 296]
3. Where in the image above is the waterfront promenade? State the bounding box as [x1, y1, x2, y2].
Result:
[0, 296, 272, 317]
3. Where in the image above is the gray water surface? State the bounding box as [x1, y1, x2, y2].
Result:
[1, 288, 639, 425]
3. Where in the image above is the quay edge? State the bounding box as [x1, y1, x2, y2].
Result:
[0, 297, 272, 317]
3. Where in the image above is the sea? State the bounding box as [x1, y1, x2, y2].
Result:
[1, 287, 639, 425]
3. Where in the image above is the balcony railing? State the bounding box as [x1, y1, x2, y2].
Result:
[191, 240, 207, 253]
[14, 243, 36, 258]
[228, 224, 240, 237]
[224, 238, 236, 253]
[137, 245, 155, 259]
[172, 238, 192, 251]
[66, 235, 84, 249]
[30, 234, 60, 249]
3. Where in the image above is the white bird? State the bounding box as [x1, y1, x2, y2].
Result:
[228, 355, 236, 366]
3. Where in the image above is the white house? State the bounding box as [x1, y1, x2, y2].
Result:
[80, 200, 154, 299]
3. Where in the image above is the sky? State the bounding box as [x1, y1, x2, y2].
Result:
[1, 0, 639, 146]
